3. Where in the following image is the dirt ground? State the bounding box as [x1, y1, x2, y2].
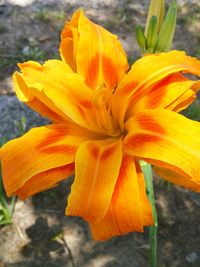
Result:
[0, 0, 200, 266]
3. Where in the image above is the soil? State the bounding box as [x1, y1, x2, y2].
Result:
[0, 0, 200, 266]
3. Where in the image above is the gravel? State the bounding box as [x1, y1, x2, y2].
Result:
[0, 95, 48, 140]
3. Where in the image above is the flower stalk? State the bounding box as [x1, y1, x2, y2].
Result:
[141, 161, 158, 267]
[137, 1, 178, 265]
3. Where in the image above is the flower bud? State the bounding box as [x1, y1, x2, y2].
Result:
[135, 0, 177, 54]
[155, 0, 177, 52]
[135, 25, 146, 52]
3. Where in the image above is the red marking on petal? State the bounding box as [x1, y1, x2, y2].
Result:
[101, 145, 115, 161]
[146, 87, 166, 109]
[127, 134, 162, 146]
[85, 54, 100, 88]
[79, 99, 93, 109]
[135, 160, 142, 173]
[77, 99, 93, 119]
[37, 129, 69, 150]
[136, 114, 165, 135]
[111, 155, 130, 202]
[121, 81, 138, 96]
[102, 56, 118, 89]
[67, 162, 75, 173]
[77, 105, 86, 118]
[88, 143, 99, 159]
[56, 163, 75, 175]
[134, 73, 187, 104]
[40, 145, 76, 154]
[61, 24, 73, 39]
[145, 75, 180, 109]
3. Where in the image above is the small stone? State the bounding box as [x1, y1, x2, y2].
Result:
[28, 36, 39, 46]
[186, 252, 198, 263]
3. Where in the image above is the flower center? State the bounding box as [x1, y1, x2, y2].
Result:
[92, 84, 121, 137]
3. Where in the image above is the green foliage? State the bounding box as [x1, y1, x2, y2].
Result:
[15, 116, 27, 135]
[103, 1, 134, 32]
[0, 46, 46, 80]
[157, 177, 173, 192]
[0, 194, 15, 226]
[35, 8, 66, 25]
[0, 56, 18, 77]
[183, 99, 200, 121]
[21, 46, 45, 62]
[195, 46, 200, 58]
[35, 8, 51, 23]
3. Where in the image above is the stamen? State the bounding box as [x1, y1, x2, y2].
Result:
[92, 84, 120, 136]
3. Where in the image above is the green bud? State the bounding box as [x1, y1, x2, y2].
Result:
[146, 16, 158, 53]
[135, 25, 146, 50]
[145, 0, 165, 36]
[155, 0, 177, 52]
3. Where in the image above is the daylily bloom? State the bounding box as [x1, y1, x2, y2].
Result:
[1, 10, 200, 240]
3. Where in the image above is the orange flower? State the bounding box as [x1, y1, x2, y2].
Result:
[1, 10, 200, 240]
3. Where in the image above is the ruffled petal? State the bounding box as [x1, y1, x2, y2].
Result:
[14, 71, 68, 123]
[15, 163, 75, 199]
[126, 73, 197, 118]
[60, 10, 128, 90]
[112, 51, 200, 128]
[60, 10, 81, 72]
[124, 109, 200, 186]
[90, 154, 153, 240]
[66, 139, 122, 222]
[0, 123, 97, 197]
[167, 89, 196, 112]
[18, 60, 102, 132]
[154, 166, 200, 192]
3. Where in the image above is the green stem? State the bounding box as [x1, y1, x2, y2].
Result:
[140, 161, 158, 267]
[9, 196, 16, 216]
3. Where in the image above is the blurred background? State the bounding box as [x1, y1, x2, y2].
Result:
[0, 0, 200, 266]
